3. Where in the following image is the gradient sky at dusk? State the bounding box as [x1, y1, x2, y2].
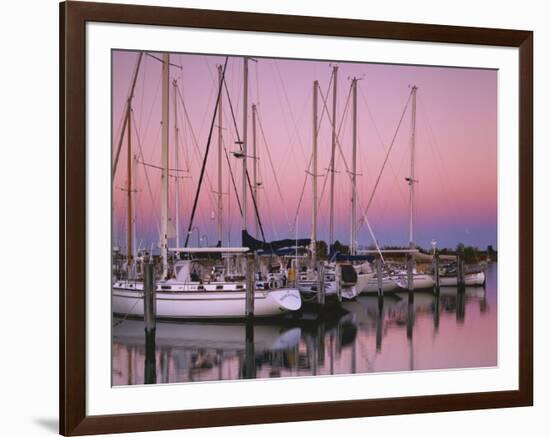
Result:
[112, 50, 497, 251]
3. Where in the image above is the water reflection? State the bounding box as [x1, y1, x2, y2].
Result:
[112, 264, 497, 385]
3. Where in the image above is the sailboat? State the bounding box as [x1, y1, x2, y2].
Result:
[439, 271, 485, 286]
[293, 74, 359, 301]
[395, 86, 434, 291]
[438, 262, 486, 286]
[112, 54, 302, 319]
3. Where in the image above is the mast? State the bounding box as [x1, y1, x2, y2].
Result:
[242, 57, 249, 234]
[350, 78, 358, 255]
[160, 53, 170, 279]
[252, 103, 259, 238]
[113, 52, 143, 179]
[126, 104, 132, 272]
[329, 66, 338, 247]
[173, 79, 180, 248]
[132, 151, 137, 267]
[311, 80, 319, 266]
[408, 85, 418, 247]
[217, 64, 223, 246]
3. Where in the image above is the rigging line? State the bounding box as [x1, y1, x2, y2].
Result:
[135, 160, 189, 173]
[221, 136, 243, 216]
[184, 71, 217, 155]
[202, 57, 234, 134]
[183, 57, 229, 247]
[145, 52, 183, 70]
[113, 52, 144, 179]
[271, 60, 308, 162]
[255, 107, 295, 234]
[362, 211, 385, 263]
[307, 75, 334, 219]
[222, 75, 269, 243]
[358, 86, 408, 206]
[137, 54, 147, 134]
[139, 73, 162, 150]
[357, 89, 413, 232]
[316, 82, 353, 209]
[319, 80, 353, 174]
[258, 73, 333, 238]
[201, 66, 239, 244]
[130, 110, 161, 238]
[417, 94, 465, 219]
[293, 157, 312, 233]
[175, 84, 217, 210]
[255, 60, 261, 109]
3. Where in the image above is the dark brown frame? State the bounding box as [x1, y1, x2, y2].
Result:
[60, 1, 533, 435]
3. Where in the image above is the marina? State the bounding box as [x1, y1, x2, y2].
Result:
[112, 263, 497, 384]
[111, 50, 497, 384]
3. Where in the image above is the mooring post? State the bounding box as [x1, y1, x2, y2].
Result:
[376, 257, 384, 297]
[317, 261, 326, 305]
[336, 264, 342, 302]
[456, 285, 466, 323]
[244, 318, 256, 379]
[317, 322, 326, 366]
[433, 292, 440, 332]
[407, 253, 414, 292]
[376, 302, 383, 352]
[456, 254, 465, 288]
[433, 250, 440, 292]
[245, 255, 255, 318]
[143, 263, 156, 332]
[143, 263, 156, 384]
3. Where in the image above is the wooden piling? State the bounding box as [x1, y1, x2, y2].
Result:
[245, 255, 255, 318]
[376, 257, 384, 297]
[317, 261, 326, 305]
[143, 263, 156, 332]
[456, 254, 465, 287]
[376, 300, 383, 352]
[433, 292, 440, 332]
[244, 319, 256, 378]
[433, 251, 440, 292]
[407, 253, 414, 292]
[336, 264, 342, 302]
[143, 262, 156, 384]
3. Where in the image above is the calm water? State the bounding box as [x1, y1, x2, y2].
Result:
[112, 263, 497, 385]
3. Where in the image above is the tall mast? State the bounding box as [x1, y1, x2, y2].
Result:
[408, 85, 418, 247]
[329, 66, 338, 247]
[311, 80, 319, 266]
[242, 57, 249, 234]
[350, 78, 358, 255]
[160, 53, 170, 278]
[252, 103, 259, 238]
[113, 52, 143, 179]
[126, 104, 132, 271]
[217, 65, 224, 246]
[173, 79, 180, 248]
[132, 152, 137, 266]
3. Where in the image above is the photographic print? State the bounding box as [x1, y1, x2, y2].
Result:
[111, 50, 497, 386]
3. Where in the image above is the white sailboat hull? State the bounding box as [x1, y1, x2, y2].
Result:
[113, 286, 301, 319]
[297, 281, 357, 300]
[439, 271, 486, 287]
[395, 274, 435, 290]
[359, 277, 399, 293]
[356, 272, 374, 293]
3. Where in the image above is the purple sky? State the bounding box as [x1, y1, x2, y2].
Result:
[112, 50, 497, 251]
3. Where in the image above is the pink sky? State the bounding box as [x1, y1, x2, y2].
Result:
[112, 50, 497, 251]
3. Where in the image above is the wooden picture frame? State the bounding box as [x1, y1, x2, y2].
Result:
[60, 1, 533, 435]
